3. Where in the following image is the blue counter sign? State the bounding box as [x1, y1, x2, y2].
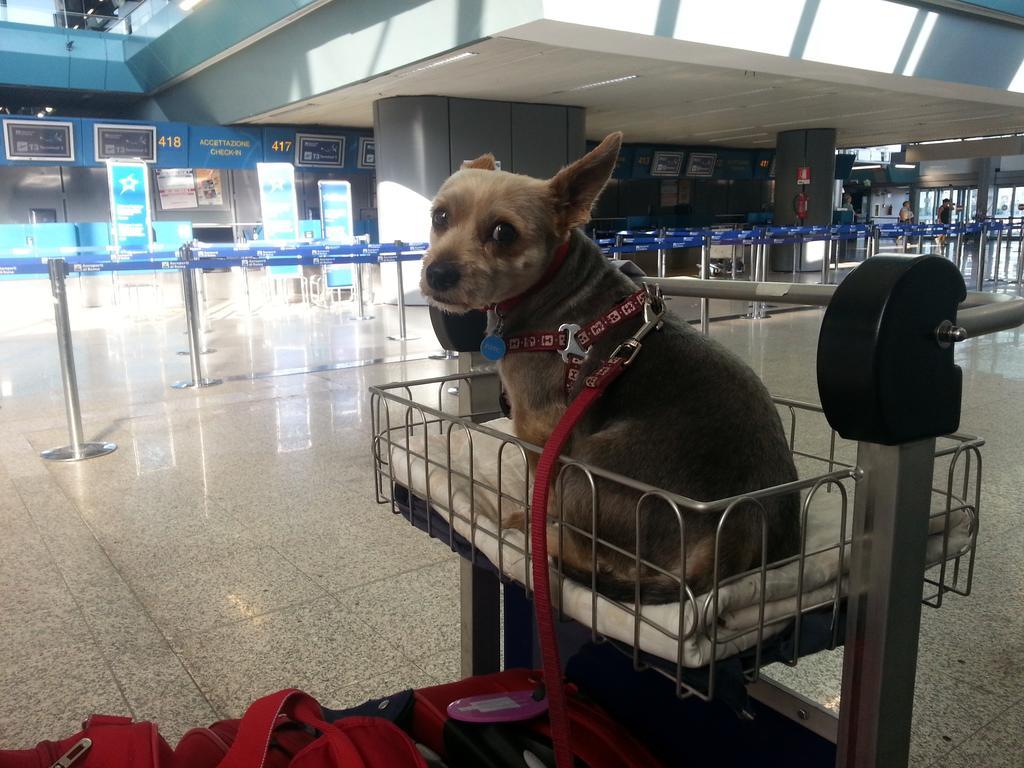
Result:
[3, 119, 75, 162]
[257, 162, 300, 241]
[106, 161, 153, 250]
[295, 133, 344, 167]
[318, 180, 354, 242]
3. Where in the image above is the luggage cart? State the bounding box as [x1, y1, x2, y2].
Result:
[369, 256, 1024, 767]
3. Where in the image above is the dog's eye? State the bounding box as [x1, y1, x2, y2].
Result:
[491, 223, 517, 244]
[432, 209, 449, 231]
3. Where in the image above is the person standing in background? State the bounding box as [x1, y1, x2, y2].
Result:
[937, 198, 952, 251]
[898, 200, 914, 249]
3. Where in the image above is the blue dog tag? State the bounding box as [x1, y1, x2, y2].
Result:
[480, 334, 507, 361]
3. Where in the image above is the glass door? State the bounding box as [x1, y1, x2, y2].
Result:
[995, 186, 1015, 217]
[965, 189, 978, 221]
[918, 189, 937, 222]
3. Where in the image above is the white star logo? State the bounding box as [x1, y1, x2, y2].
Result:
[119, 174, 139, 194]
[267, 180, 285, 193]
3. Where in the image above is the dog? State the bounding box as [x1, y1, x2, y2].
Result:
[419, 133, 800, 602]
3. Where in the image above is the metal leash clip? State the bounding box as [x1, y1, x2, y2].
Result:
[608, 285, 666, 367]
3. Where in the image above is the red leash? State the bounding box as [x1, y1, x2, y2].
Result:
[528, 288, 665, 768]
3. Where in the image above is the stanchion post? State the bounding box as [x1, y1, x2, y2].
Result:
[992, 225, 1003, 283]
[745, 232, 768, 320]
[656, 226, 667, 278]
[387, 240, 419, 342]
[351, 260, 373, 320]
[791, 233, 800, 281]
[40, 258, 117, 462]
[699, 234, 710, 334]
[975, 224, 988, 291]
[172, 246, 222, 389]
[1006, 217, 1014, 278]
[350, 236, 374, 320]
[1017, 222, 1024, 284]
[177, 240, 215, 355]
[821, 230, 832, 285]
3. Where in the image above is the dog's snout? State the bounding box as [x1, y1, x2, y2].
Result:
[425, 261, 461, 291]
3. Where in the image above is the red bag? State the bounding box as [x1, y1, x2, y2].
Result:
[411, 669, 664, 768]
[175, 688, 427, 768]
[0, 715, 173, 768]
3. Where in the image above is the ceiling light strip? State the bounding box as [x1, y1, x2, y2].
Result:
[567, 75, 638, 92]
[409, 51, 479, 73]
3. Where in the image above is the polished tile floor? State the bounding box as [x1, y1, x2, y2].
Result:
[0, 264, 1021, 767]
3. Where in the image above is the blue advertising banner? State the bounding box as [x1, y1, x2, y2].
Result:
[190, 125, 263, 169]
[318, 180, 354, 242]
[257, 162, 299, 242]
[106, 161, 153, 250]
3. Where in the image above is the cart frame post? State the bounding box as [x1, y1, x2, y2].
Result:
[836, 439, 936, 768]
[460, 558, 501, 677]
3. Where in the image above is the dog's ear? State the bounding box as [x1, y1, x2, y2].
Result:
[549, 132, 622, 230]
[462, 154, 498, 171]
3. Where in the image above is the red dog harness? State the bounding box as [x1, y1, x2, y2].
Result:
[504, 288, 649, 393]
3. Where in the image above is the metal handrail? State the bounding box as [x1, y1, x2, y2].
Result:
[648, 276, 1024, 340]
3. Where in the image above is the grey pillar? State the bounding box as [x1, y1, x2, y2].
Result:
[373, 96, 586, 305]
[772, 128, 837, 272]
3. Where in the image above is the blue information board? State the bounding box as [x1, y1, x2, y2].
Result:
[318, 180, 354, 242]
[106, 161, 153, 250]
[257, 163, 300, 242]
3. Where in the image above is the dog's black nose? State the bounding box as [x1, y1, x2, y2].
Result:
[425, 262, 461, 291]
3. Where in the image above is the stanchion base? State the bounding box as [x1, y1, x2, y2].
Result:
[388, 335, 421, 341]
[351, 315, 375, 321]
[41, 442, 117, 462]
[176, 349, 217, 356]
[429, 350, 458, 360]
[171, 378, 223, 389]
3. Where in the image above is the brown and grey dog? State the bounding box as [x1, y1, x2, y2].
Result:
[420, 132, 799, 602]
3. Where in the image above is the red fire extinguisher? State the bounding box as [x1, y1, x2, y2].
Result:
[794, 192, 809, 222]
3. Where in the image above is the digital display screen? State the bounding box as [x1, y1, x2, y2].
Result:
[358, 136, 375, 169]
[3, 119, 75, 161]
[95, 124, 157, 162]
[295, 133, 345, 167]
[686, 153, 718, 178]
[650, 151, 684, 177]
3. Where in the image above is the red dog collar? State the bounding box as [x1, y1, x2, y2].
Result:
[484, 240, 571, 316]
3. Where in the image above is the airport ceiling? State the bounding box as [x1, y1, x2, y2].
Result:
[244, 36, 1024, 149]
